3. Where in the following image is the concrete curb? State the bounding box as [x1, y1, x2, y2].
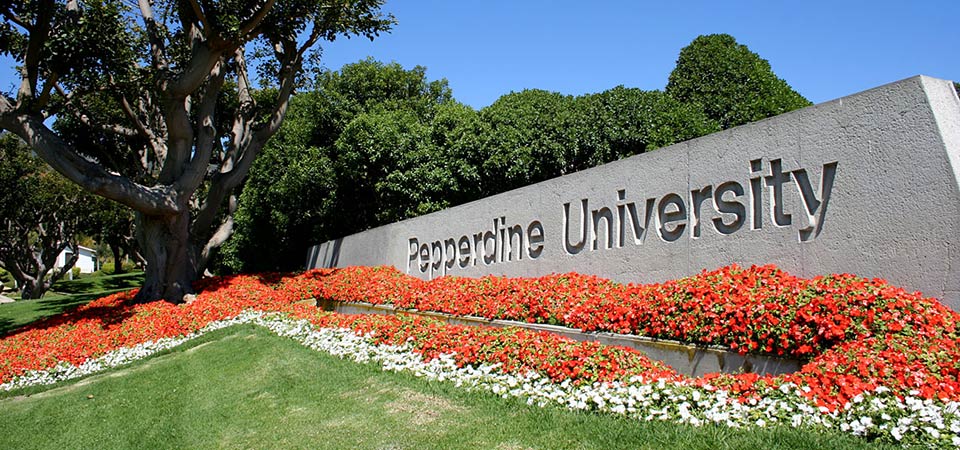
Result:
[315, 299, 803, 377]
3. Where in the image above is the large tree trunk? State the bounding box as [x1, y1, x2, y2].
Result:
[134, 210, 197, 304]
[20, 280, 45, 300]
[19, 268, 61, 300]
[19, 274, 57, 299]
[19, 278, 44, 300]
[110, 241, 125, 274]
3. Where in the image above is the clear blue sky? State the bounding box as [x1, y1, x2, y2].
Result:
[313, 0, 959, 109]
[1, 1, 957, 109]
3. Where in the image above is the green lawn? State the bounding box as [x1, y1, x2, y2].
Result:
[50, 270, 144, 295]
[0, 272, 143, 336]
[0, 325, 893, 450]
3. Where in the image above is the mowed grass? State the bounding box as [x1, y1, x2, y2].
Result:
[0, 325, 894, 450]
[0, 272, 143, 336]
[50, 271, 145, 296]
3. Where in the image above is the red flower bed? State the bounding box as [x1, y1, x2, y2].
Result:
[285, 265, 959, 357]
[1, 264, 958, 412]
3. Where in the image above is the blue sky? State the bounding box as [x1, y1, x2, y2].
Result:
[1, 1, 957, 109]
[313, 0, 959, 108]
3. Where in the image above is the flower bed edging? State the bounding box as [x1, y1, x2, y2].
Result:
[319, 298, 802, 377]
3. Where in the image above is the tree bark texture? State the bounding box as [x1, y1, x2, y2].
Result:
[110, 242, 125, 274]
[134, 210, 197, 303]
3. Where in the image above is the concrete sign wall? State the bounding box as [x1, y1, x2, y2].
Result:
[306, 76, 960, 310]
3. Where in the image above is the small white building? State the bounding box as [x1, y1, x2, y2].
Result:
[57, 245, 98, 274]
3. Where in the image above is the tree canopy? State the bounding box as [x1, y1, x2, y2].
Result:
[0, 134, 92, 299]
[478, 87, 720, 193]
[576, 87, 720, 164]
[0, 0, 393, 302]
[666, 34, 811, 129]
[220, 59, 468, 273]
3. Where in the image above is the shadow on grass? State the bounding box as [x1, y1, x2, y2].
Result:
[0, 317, 13, 337]
[51, 272, 145, 295]
[35, 291, 117, 315]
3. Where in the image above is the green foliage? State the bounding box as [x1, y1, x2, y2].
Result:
[666, 34, 811, 129]
[479, 89, 580, 192]
[0, 134, 94, 298]
[477, 87, 718, 194]
[220, 60, 460, 273]
[47, 0, 140, 88]
[429, 101, 489, 204]
[334, 110, 449, 224]
[954, 81, 959, 96]
[315, 58, 452, 121]
[95, 260, 138, 277]
[576, 87, 719, 164]
[222, 142, 338, 273]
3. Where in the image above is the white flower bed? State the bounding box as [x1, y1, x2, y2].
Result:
[2, 311, 958, 447]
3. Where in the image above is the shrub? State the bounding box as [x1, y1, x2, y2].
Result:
[666, 34, 811, 129]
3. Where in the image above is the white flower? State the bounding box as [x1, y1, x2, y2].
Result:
[891, 427, 903, 441]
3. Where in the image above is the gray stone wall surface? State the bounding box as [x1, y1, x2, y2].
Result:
[306, 76, 960, 310]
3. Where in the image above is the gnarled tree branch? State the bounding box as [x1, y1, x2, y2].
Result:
[0, 115, 180, 215]
[176, 58, 225, 196]
[17, 0, 54, 109]
[197, 193, 236, 271]
[237, 0, 275, 37]
[118, 93, 165, 161]
[137, 0, 170, 71]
